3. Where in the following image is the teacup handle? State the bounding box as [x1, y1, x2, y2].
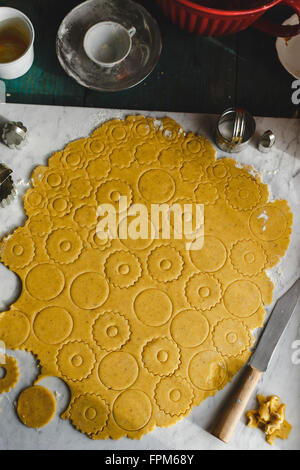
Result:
[128, 26, 136, 38]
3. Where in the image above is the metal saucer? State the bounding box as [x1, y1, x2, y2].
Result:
[56, 0, 162, 92]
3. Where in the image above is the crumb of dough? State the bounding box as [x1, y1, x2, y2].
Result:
[246, 394, 292, 445]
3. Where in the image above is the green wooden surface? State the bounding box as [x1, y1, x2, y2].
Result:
[0, 0, 298, 117]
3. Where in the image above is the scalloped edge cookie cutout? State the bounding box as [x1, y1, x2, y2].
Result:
[0, 355, 19, 393]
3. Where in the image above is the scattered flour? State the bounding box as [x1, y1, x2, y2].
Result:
[16, 179, 30, 188]
[257, 210, 268, 221]
[266, 264, 283, 288]
[153, 119, 162, 128]
[257, 210, 268, 232]
[163, 129, 173, 138]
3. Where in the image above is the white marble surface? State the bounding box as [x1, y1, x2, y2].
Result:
[0, 103, 299, 450]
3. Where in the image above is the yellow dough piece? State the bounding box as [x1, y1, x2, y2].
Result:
[17, 385, 56, 428]
[0, 355, 19, 393]
[0, 115, 293, 439]
[69, 393, 109, 437]
[246, 395, 292, 445]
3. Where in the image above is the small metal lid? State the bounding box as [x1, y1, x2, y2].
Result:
[258, 130, 276, 153]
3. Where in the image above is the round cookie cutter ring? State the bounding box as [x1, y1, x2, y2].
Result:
[215, 108, 256, 153]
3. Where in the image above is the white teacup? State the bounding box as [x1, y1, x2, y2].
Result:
[0, 7, 34, 80]
[83, 21, 136, 68]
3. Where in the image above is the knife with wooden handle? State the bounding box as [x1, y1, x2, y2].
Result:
[212, 276, 300, 443]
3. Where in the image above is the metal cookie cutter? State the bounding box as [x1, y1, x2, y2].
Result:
[215, 108, 256, 153]
[1, 121, 27, 149]
[0, 163, 16, 208]
[258, 130, 276, 153]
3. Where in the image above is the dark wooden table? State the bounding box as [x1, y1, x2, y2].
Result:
[1, 0, 298, 117]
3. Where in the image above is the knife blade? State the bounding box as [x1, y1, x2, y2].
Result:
[250, 276, 300, 372]
[212, 276, 300, 443]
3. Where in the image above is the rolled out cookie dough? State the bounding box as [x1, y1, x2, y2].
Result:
[0, 115, 293, 439]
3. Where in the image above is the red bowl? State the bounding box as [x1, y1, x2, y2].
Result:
[156, 0, 300, 36]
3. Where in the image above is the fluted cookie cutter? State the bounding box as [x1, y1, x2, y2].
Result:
[1, 121, 27, 149]
[0, 163, 16, 208]
[0, 82, 27, 149]
[215, 108, 256, 153]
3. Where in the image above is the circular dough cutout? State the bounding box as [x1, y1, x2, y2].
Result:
[224, 280, 261, 318]
[138, 169, 175, 203]
[17, 386, 56, 428]
[0, 311, 30, 348]
[70, 272, 109, 310]
[170, 309, 209, 348]
[113, 390, 152, 431]
[134, 289, 173, 326]
[98, 352, 139, 390]
[25, 264, 65, 301]
[188, 350, 227, 391]
[189, 236, 227, 272]
[33, 306, 73, 345]
[249, 205, 287, 241]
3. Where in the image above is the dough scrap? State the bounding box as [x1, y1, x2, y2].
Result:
[0, 355, 19, 394]
[0, 115, 293, 439]
[246, 394, 292, 445]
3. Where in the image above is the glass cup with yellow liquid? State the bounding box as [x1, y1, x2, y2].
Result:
[0, 7, 34, 79]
